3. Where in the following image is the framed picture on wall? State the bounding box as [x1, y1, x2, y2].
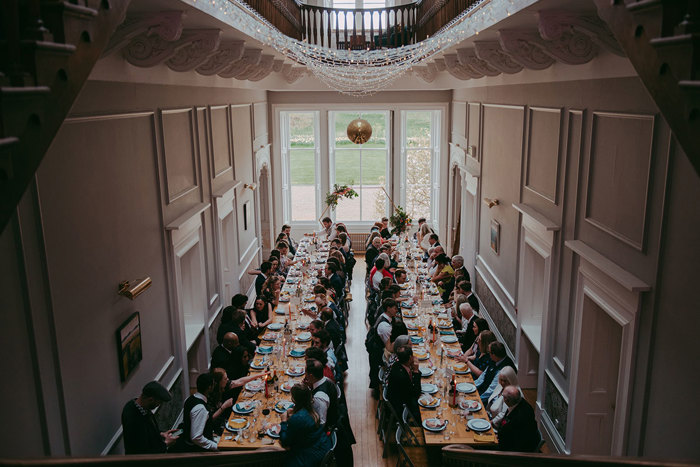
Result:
[490, 219, 500, 255]
[116, 312, 142, 382]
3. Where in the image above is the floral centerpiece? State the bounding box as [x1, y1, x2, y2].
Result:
[389, 205, 412, 235]
[325, 183, 359, 210]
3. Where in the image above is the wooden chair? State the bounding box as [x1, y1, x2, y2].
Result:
[319, 430, 338, 467]
[396, 425, 429, 467]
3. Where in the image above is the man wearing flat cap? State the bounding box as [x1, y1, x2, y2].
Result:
[121, 381, 179, 454]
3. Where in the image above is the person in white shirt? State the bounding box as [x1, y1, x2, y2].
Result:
[377, 298, 399, 345]
[182, 373, 218, 451]
[488, 366, 520, 431]
[371, 258, 388, 291]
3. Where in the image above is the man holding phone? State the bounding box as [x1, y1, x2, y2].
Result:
[121, 381, 179, 454]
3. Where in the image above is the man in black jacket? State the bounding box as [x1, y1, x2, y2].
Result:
[255, 261, 272, 296]
[365, 236, 382, 273]
[210, 332, 239, 379]
[386, 346, 422, 421]
[121, 381, 179, 454]
[320, 306, 343, 350]
[497, 386, 540, 452]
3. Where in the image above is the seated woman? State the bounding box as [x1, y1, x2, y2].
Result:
[279, 384, 332, 467]
[226, 346, 253, 402]
[431, 253, 454, 297]
[461, 318, 489, 359]
[248, 296, 273, 333]
[337, 231, 351, 254]
[487, 366, 519, 431]
[261, 275, 281, 309]
[462, 329, 496, 377]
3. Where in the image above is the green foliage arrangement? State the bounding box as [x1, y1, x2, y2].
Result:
[325, 183, 359, 210]
[389, 205, 412, 235]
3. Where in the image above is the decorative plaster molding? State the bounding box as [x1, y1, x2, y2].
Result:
[195, 40, 245, 75]
[166, 29, 222, 72]
[125, 29, 221, 68]
[413, 64, 439, 82]
[457, 48, 500, 77]
[474, 40, 524, 74]
[241, 54, 274, 81]
[218, 48, 262, 78]
[281, 64, 306, 84]
[104, 11, 185, 57]
[442, 54, 474, 80]
[499, 29, 556, 70]
[538, 9, 624, 57]
[500, 29, 598, 67]
[272, 59, 285, 73]
[433, 58, 447, 72]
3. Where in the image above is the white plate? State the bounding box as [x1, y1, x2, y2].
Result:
[421, 383, 438, 394]
[267, 323, 284, 331]
[256, 346, 273, 355]
[440, 335, 458, 344]
[456, 382, 477, 394]
[295, 332, 312, 342]
[232, 401, 255, 414]
[266, 424, 281, 438]
[419, 366, 434, 377]
[245, 380, 265, 392]
[414, 352, 430, 361]
[274, 400, 295, 413]
[467, 418, 491, 432]
[422, 418, 448, 432]
[250, 360, 267, 370]
[418, 395, 440, 408]
[459, 399, 482, 412]
[262, 332, 280, 341]
[280, 381, 294, 392]
[275, 308, 287, 315]
[286, 367, 305, 377]
[289, 348, 306, 358]
[226, 418, 250, 432]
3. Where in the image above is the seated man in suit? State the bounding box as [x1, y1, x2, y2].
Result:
[255, 261, 272, 296]
[474, 341, 516, 403]
[386, 345, 422, 421]
[210, 332, 239, 380]
[497, 385, 540, 452]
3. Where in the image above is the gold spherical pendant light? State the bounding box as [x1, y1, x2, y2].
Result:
[347, 118, 373, 145]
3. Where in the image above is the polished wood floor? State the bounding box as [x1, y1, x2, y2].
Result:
[345, 258, 397, 466]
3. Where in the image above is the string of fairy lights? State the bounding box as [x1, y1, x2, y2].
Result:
[193, 0, 523, 95]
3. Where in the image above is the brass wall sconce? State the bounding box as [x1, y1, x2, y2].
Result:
[244, 183, 257, 191]
[483, 197, 500, 209]
[118, 277, 152, 300]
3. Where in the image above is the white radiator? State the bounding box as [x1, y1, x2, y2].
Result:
[348, 232, 368, 252]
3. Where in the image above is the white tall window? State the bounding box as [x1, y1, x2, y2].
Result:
[330, 111, 390, 222]
[401, 110, 440, 224]
[281, 111, 320, 222]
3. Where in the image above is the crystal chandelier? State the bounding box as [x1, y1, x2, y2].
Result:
[196, 0, 522, 95]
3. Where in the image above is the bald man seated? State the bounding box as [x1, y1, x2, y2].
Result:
[210, 332, 239, 379]
[496, 385, 540, 452]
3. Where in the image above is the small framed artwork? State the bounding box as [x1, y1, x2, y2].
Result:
[116, 312, 142, 382]
[243, 201, 250, 230]
[490, 219, 500, 255]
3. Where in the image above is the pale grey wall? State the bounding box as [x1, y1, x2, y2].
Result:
[0, 81, 267, 457]
[452, 76, 699, 460]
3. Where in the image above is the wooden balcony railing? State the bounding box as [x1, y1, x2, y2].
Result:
[244, 0, 303, 40]
[299, 3, 419, 50]
[241, 0, 483, 50]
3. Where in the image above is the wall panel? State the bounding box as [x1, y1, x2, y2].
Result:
[525, 107, 562, 204]
[585, 112, 654, 250]
[210, 105, 232, 178]
[161, 108, 198, 203]
[478, 104, 524, 301]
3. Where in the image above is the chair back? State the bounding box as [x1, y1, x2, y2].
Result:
[395, 426, 417, 467]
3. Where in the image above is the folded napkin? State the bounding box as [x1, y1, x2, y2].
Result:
[473, 433, 496, 443]
[439, 330, 455, 335]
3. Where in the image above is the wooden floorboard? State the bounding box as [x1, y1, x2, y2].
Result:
[346, 257, 397, 467]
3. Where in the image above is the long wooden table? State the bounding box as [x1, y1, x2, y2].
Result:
[218, 238, 329, 450]
[399, 253, 498, 447]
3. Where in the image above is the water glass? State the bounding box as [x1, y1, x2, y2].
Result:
[241, 429, 250, 441]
